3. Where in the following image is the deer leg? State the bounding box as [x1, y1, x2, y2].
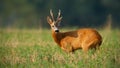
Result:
[61, 44, 73, 52]
[82, 46, 89, 53]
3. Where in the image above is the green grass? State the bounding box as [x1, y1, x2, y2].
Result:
[0, 28, 120, 68]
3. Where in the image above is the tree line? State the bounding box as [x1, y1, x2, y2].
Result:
[0, 0, 120, 28]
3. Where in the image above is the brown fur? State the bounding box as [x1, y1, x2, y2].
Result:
[52, 29, 102, 52]
[47, 10, 102, 52]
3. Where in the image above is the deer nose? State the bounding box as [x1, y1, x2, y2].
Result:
[54, 27, 59, 32]
[55, 30, 59, 32]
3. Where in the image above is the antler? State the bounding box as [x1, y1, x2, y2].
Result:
[50, 9, 62, 25]
[57, 10, 61, 20]
[50, 9, 55, 21]
[56, 10, 62, 24]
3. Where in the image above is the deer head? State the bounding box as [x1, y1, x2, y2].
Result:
[47, 10, 62, 32]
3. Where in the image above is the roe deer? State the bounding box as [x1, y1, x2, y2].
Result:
[47, 10, 102, 52]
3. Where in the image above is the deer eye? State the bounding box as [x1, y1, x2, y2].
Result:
[52, 26, 54, 27]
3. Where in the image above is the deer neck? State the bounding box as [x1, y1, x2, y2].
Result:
[52, 30, 62, 46]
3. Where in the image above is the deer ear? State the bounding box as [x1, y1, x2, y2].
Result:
[47, 16, 53, 24]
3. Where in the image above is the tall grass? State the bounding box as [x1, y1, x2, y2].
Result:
[0, 28, 120, 68]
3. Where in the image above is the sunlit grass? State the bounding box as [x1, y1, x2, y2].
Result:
[0, 28, 120, 68]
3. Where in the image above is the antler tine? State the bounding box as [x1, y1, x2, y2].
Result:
[50, 9, 55, 21]
[56, 10, 62, 26]
[57, 9, 61, 20]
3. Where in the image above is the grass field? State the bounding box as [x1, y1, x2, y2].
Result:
[0, 28, 120, 68]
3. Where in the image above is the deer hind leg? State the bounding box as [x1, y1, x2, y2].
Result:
[82, 40, 96, 52]
[89, 40, 101, 51]
[82, 40, 101, 53]
[81, 42, 90, 52]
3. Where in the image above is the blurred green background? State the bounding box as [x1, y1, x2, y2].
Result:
[0, 0, 120, 28]
[0, 1, 120, 67]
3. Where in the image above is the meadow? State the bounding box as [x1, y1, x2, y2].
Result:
[0, 28, 120, 68]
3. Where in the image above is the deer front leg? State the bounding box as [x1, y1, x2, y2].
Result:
[61, 44, 73, 52]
